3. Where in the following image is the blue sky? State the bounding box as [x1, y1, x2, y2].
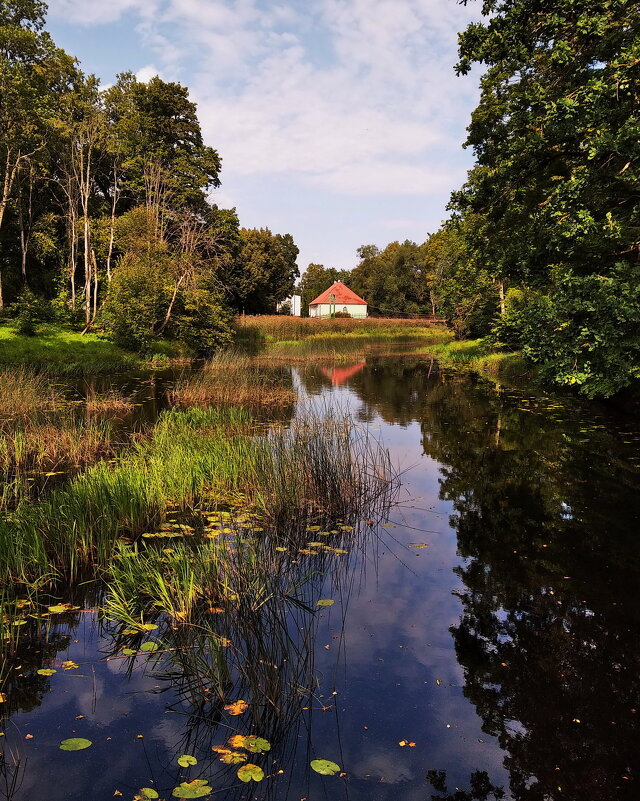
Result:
[46, 0, 482, 272]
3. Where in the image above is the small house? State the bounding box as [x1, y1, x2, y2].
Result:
[308, 281, 367, 318]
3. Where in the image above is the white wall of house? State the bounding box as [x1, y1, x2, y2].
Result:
[309, 303, 367, 318]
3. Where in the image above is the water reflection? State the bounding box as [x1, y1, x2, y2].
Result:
[0, 357, 639, 800]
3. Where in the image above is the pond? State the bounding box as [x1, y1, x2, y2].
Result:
[1, 356, 639, 801]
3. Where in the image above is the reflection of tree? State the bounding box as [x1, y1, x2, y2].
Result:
[419, 373, 640, 801]
[427, 769, 504, 801]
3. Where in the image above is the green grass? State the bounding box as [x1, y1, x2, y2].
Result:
[418, 338, 534, 380]
[0, 405, 396, 586]
[0, 324, 192, 374]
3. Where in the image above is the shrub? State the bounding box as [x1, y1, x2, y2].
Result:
[13, 288, 47, 336]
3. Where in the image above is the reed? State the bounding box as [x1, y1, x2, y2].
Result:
[84, 389, 135, 414]
[236, 315, 447, 343]
[0, 404, 396, 586]
[0, 369, 62, 418]
[172, 357, 296, 409]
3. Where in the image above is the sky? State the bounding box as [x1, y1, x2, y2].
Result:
[45, 0, 483, 273]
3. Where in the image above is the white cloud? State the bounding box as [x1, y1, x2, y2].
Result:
[135, 64, 162, 83]
[49, 0, 480, 199]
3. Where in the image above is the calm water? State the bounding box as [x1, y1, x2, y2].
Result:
[2, 357, 640, 801]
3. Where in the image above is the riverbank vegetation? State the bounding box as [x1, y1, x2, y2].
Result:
[0, 403, 395, 586]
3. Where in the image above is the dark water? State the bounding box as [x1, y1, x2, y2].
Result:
[2, 358, 640, 801]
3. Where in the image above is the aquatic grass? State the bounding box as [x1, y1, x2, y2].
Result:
[0, 404, 396, 586]
[172, 359, 296, 409]
[0, 369, 63, 418]
[84, 389, 135, 415]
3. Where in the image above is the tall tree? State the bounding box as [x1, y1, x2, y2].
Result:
[0, 0, 74, 305]
[233, 228, 299, 314]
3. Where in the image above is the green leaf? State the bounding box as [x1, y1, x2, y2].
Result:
[122, 648, 136, 655]
[237, 764, 264, 783]
[172, 780, 212, 798]
[37, 668, 57, 676]
[140, 641, 159, 652]
[310, 759, 340, 775]
[177, 754, 198, 767]
[316, 599, 334, 607]
[59, 738, 92, 751]
[139, 789, 159, 800]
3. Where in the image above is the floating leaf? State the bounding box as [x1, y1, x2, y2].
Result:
[310, 759, 340, 775]
[178, 754, 198, 767]
[48, 604, 73, 614]
[59, 737, 92, 751]
[224, 699, 248, 716]
[61, 660, 79, 670]
[228, 735, 271, 754]
[316, 599, 334, 607]
[138, 623, 157, 631]
[0, 693, 7, 702]
[237, 764, 264, 783]
[172, 780, 212, 798]
[408, 542, 429, 549]
[122, 648, 136, 655]
[212, 746, 246, 765]
[37, 668, 56, 676]
[140, 641, 159, 652]
[138, 789, 159, 800]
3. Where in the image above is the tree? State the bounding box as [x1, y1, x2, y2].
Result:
[232, 228, 299, 314]
[451, 0, 640, 394]
[0, 0, 74, 305]
[349, 240, 430, 317]
[104, 73, 221, 211]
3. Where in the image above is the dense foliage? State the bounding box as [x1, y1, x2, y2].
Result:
[449, 0, 640, 396]
[0, 1, 299, 352]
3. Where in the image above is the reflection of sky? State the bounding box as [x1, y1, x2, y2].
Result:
[5, 369, 512, 801]
[300, 384, 509, 799]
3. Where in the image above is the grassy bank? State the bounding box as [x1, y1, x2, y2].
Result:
[0, 324, 191, 374]
[419, 338, 534, 381]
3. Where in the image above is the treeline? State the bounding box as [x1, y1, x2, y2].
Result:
[0, 1, 299, 352]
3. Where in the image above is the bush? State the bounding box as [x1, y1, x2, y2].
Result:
[13, 288, 47, 336]
[171, 282, 234, 357]
[98, 256, 170, 351]
[505, 269, 640, 398]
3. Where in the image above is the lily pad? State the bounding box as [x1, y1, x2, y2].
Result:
[237, 764, 264, 783]
[310, 758, 340, 775]
[177, 754, 198, 767]
[122, 648, 137, 655]
[228, 734, 270, 753]
[316, 599, 334, 607]
[172, 780, 212, 798]
[37, 668, 57, 676]
[138, 789, 159, 800]
[59, 737, 92, 751]
[140, 641, 159, 652]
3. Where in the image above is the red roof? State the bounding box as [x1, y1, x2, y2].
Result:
[309, 281, 367, 306]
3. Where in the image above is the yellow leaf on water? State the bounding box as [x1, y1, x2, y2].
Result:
[224, 699, 248, 716]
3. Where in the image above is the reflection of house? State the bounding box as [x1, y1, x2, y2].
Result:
[319, 361, 366, 386]
[308, 281, 367, 318]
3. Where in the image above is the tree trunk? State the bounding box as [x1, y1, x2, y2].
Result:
[498, 279, 506, 315]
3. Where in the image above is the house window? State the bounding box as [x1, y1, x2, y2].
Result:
[343, 307, 347, 313]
